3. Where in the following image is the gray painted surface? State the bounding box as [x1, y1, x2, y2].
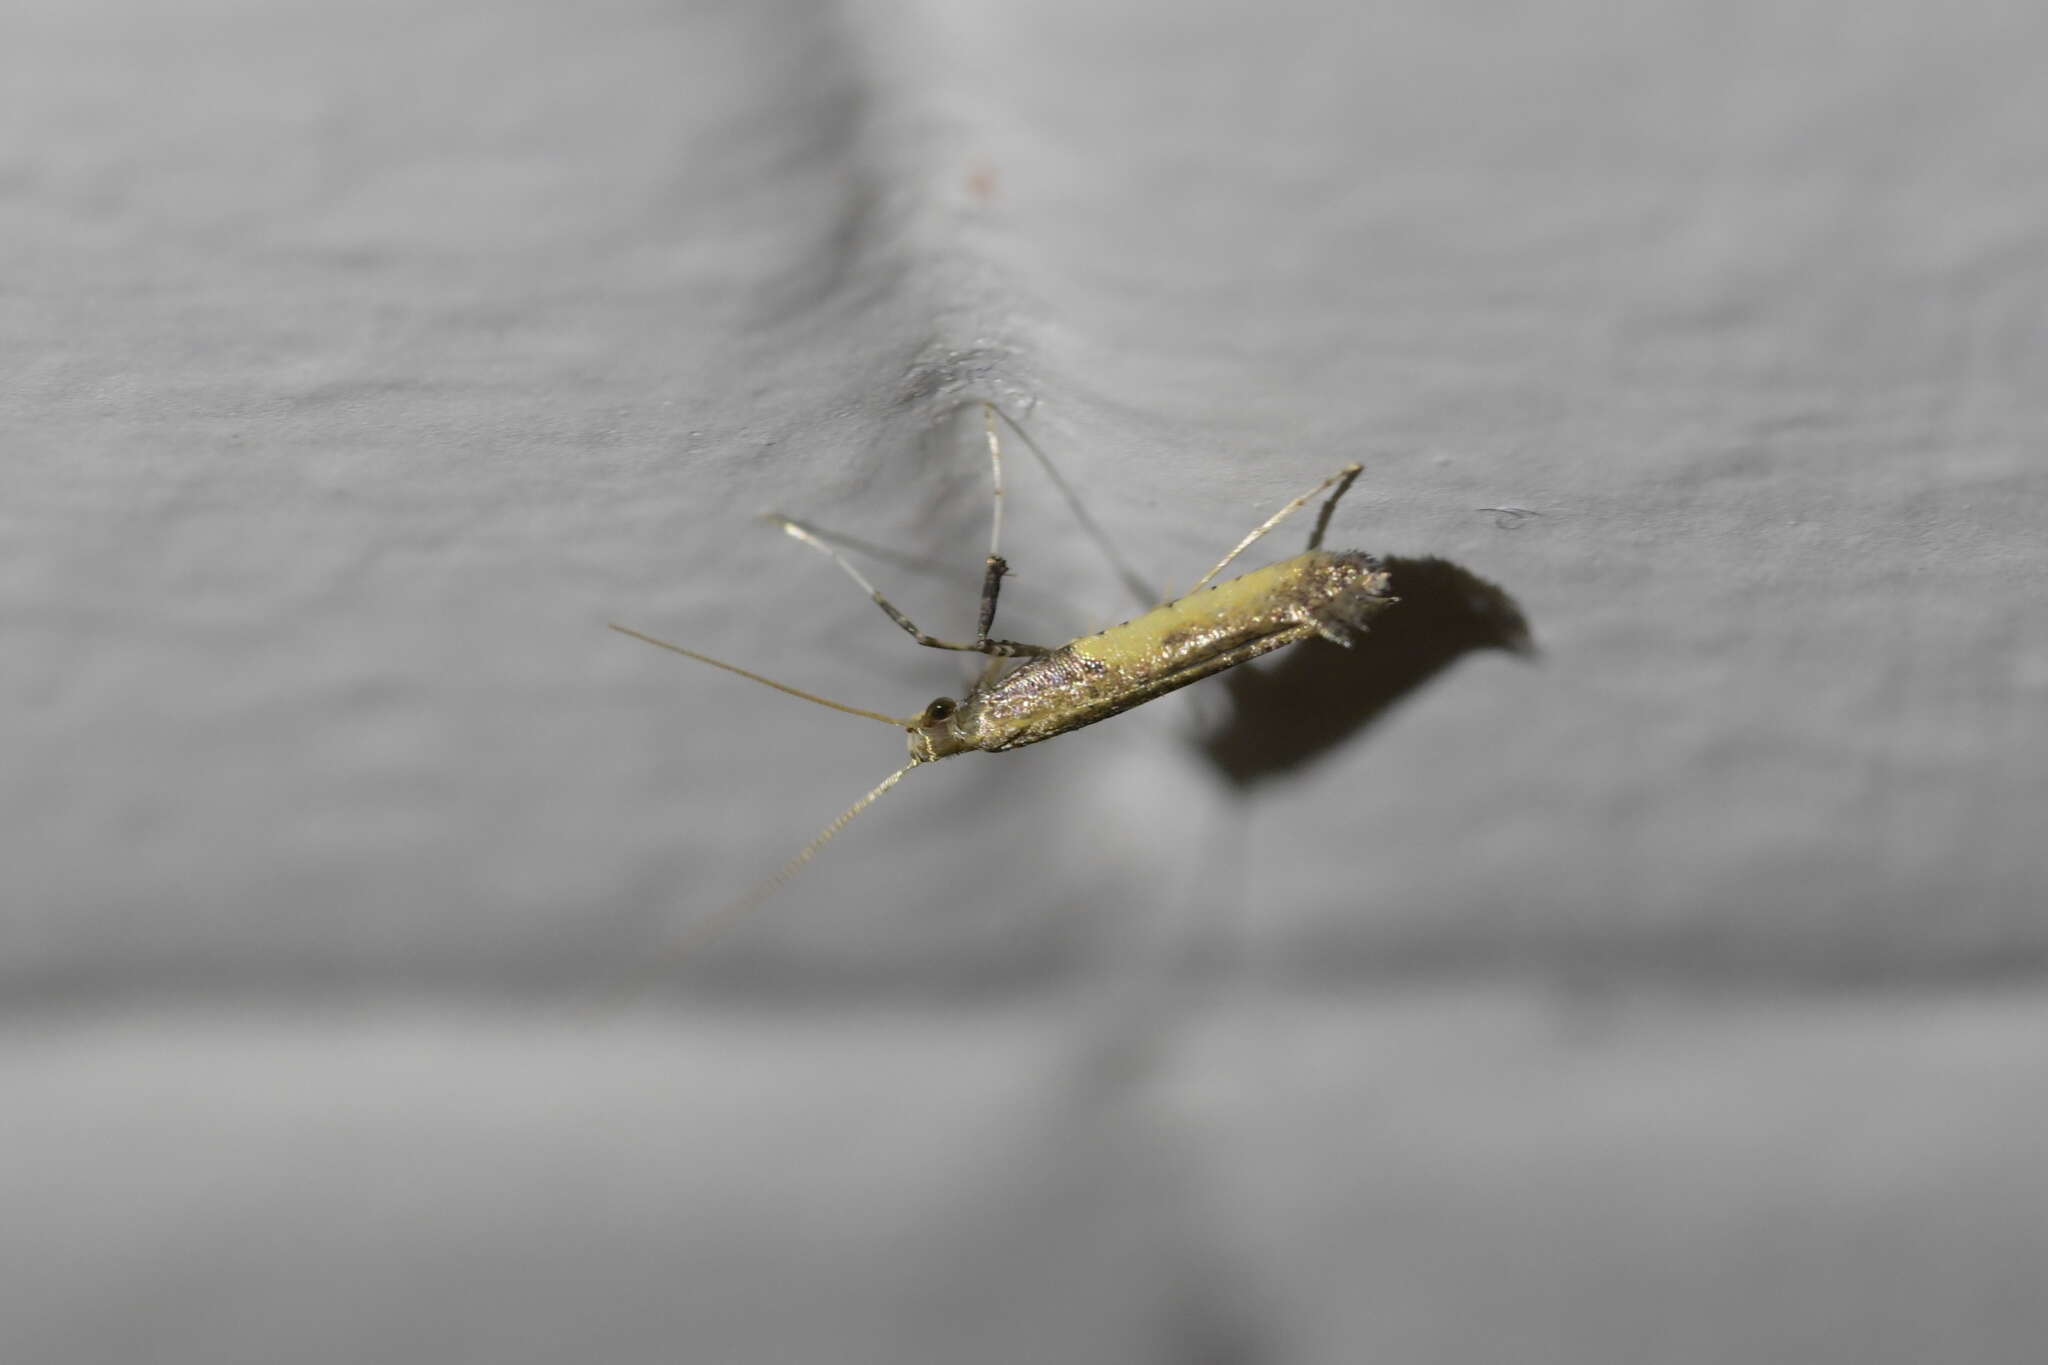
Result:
[6, 0, 2045, 1361]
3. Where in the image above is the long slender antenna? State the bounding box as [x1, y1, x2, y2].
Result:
[708, 761, 917, 945]
[604, 762, 920, 998]
[609, 623, 909, 727]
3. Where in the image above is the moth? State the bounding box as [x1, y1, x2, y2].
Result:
[613, 406, 1397, 941]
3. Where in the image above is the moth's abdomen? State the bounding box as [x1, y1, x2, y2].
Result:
[1301, 550, 1399, 644]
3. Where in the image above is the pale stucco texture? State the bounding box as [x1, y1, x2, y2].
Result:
[5, 1, 2046, 1362]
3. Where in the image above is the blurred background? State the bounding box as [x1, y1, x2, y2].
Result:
[6, 0, 2046, 1361]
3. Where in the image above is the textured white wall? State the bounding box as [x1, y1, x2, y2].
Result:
[6, 0, 2045, 1361]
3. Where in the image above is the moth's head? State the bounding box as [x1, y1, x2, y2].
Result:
[906, 696, 972, 763]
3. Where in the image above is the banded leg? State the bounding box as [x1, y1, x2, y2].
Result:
[979, 402, 1159, 610]
[973, 403, 1012, 647]
[1173, 462, 1364, 601]
[768, 487, 1049, 660]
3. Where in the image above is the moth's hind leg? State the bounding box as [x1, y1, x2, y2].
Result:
[1176, 462, 1366, 601]
[1304, 463, 1364, 552]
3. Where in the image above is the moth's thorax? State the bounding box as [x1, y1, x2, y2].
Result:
[953, 549, 1394, 753]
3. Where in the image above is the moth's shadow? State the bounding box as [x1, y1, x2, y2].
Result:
[1198, 556, 1534, 788]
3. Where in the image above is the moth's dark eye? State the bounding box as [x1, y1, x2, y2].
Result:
[924, 697, 955, 722]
